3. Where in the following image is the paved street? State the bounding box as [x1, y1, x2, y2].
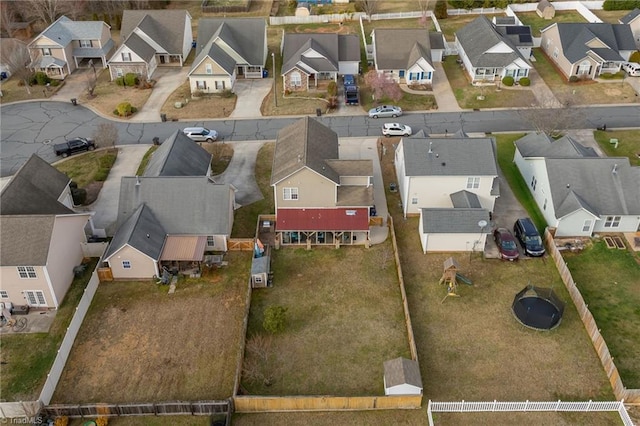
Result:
[1, 101, 640, 176]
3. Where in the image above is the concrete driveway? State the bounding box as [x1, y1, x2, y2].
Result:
[49, 68, 92, 102]
[212, 141, 265, 207]
[131, 68, 189, 123]
[230, 79, 273, 118]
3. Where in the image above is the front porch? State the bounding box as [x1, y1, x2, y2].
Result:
[278, 230, 370, 248]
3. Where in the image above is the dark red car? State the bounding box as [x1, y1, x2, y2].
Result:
[494, 228, 519, 261]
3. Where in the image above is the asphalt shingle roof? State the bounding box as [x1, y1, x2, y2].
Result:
[143, 131, 211, 177]
[36, 16, 107, 47]
[552, 23, 636, 63]
[117, 176, 233, 235]
[121, 10, 190, 55]
[450, 190, 481, 208]
[104, 203, 166, 261]
[0, 215, 55, 266]
[421, 208, 491, 233]
[0, 155, 72, 216]
[545, 157, 640, 218]
[400, 137, 498, 177]
[619, 8, 640, 24]
[456, 16, 528, 68]
[271, 117, 341, 185]
[121, 32, 156, 62]
[282, 33, 358, 75]
[515, 133, 598, 158]
[373, 29, 434, 70]
[384, 357, 423, 389]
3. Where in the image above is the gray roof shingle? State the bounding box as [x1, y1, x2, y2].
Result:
[619, 8, 640, 24]
[121, 10, 190, 55]
[456, 16, 528, 68]
[271, 117, 340, 185]
[192, 18, 266, 73]
[121, 32, 156, 62]
[0, 215, 55, 265]
[450, 190, 481, 208]
[421, 208, 491, 233]
[104, 203, 166, 261]
[373, 29, 434, 70]
[515, 133, 598, 158]
[35, 16, 107, 47]
[545, 157, 640, 218]
[143, 131, 212, 177]
[282, 33, 358, 75]
[383, 357, 422, 389]
[117, 176, 233, 235]
[400, 137, 498, 177]
[553, 23, 636, 63]
[0, 155, 73, 216]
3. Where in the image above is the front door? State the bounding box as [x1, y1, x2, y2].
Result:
[24, 290, 47, 307]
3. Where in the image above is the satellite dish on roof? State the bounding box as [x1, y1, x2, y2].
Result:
[478, 220, 488, 228]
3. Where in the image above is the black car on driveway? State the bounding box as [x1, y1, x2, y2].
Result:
[513, 218, 545, 257]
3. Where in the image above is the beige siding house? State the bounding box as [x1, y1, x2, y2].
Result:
[271, 117, 374, 246]
[0, 156, 91, 309]
[540, 23, 636, 80]
[28, 16, 115, 79]
[189, 18, 267, 94]
[109, 10, 193, 81]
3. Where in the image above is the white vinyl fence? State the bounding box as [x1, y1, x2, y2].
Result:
[427, 400, 634, 426]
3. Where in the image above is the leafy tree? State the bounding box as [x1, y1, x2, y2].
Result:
[630, 51, 640, 63]
[364, 70, 402, 103]
[435, 0, 448, 19]
[263, 306, 287, 334]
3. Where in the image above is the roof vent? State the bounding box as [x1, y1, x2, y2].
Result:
[441, 162, 446, 167]
[612, 164, 618, 175]
[297, 154, 302, 162]
[428, 141, 433, 154]
[135, 176, 141, 186]
[566, 184, 570, 188]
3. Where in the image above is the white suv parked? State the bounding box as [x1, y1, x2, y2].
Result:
[183, 127, 218, 142]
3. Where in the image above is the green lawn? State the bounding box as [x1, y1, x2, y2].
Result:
[360, 85, 437, 112]
[55, 149, 118, 188]
[563, 242, 640, 388]
[0, 259, 98, 401]
[517, 11, 586, 37]
[442, 56, 537, 109]
[494, 134, 547, 232]
[594, 129, 640, 166]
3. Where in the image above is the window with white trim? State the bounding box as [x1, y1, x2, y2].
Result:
[17, 266, 37, 279]
[466, 177, 480, 189]
[531, 176, 537, 190]
[411, 197, 418, 204]
[604, 216, 621, 228]
[283, 187, 298, 200]
[42, 48, 51, 56]
[254, 276, 263, 283]
[207, 236, 215, 247]
[582, 219, 592, 232]
[116, 68, 124, 77]
[205, 63, 213, 74]
[196, 80, 207, 90]
[290, 71, 301, 87]
[79, 40, 92, 48]
[577, 60, 591, 76]
[122, 260, 132, 269]
[121, 52, 132, 62]
[0, 290, 8, 299]
[215, 80, 225, 90]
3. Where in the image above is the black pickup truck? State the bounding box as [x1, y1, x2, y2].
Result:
[53, 137, 96, 157]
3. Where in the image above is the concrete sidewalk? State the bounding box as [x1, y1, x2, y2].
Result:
[79, 145, 151, 236]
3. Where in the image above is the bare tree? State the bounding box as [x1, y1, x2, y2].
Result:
[84, 71, 97, 98]
[518, 94, 583, 138]
[1, 40, 33, 94]
[357, 0, 378, 22]
[20, 0, 69, 25]
[418, 0, 432, 27]
[364, 70, 402, 103]
[92, 123, 119, 148]
[0, 1, 19, 38]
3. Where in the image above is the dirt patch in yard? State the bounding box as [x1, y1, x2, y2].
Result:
[53, 252, 251, 403]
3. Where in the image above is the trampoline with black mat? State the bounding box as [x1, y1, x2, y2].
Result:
[512, 285, 565, 330]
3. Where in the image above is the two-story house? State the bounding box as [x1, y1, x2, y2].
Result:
[0, 155, 91, 309]
[28, 16, 115, 79]
[271, 117, 374, 247]
[394, 136, 499, 253]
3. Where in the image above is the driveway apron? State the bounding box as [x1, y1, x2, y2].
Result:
[213, 141, 265, 207]
[230, 79, 273, 118]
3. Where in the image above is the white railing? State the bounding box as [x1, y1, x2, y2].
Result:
[269, 12, 365, 25]
[448, 7, 503, 16]
[427, 400, 634, 426]
[39, 269, 101, 405]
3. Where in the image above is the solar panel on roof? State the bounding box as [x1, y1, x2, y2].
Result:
[520, 35, 532, 43]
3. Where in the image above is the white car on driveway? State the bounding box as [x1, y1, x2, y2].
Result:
[382, 123, 412, 137]
[368, 105, 402, 118]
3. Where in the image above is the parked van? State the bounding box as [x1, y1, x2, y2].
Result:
[622, 62, 640, 77]
[513, 218, 545, 257]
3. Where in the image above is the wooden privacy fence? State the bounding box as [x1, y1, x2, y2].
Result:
[42, 400, 231, 418]
[234, 395, 422, 412]
[228, 238, 254, 251]
[544, 229, 640, 403]
[388, 215, 419, 362]
[427, 399, 633, 426]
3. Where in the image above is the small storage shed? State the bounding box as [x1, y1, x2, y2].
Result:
[536, 0, 555, 19]
[383, 357, 423, 396]
[251, 241, 271, 288]
[295, 2, 311, 17]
